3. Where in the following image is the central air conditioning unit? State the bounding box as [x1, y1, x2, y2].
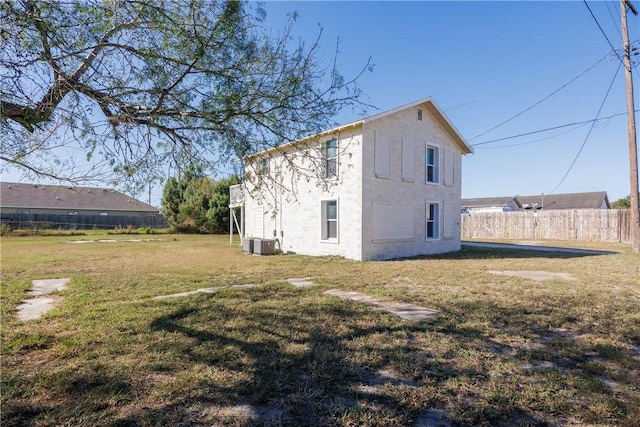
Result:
[242, 238, 254, 253]
[253, 238, 275, 255]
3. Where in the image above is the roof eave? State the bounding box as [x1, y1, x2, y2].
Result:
[244, 120, 364, 160]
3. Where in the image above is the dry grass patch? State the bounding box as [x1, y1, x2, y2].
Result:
[1, 234, 639, 426]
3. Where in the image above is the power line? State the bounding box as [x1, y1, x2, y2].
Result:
[470, 111, 629, 147]
[605, 0, 623, 40]
[474, 122, 591, 149]
[548, 61, 622, 194]
[583, 0, 625, 65]
[468, 53, 610, 141]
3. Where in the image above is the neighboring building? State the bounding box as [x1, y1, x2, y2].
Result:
[0, 182, 159, 215]
[462, 191, 611, 212]
[517, 191, 610, 210]
[0, 182, 164, 228]
[461, 196, 519, 213]
[232, 97, 474, 261]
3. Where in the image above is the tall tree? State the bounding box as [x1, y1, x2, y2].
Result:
[161, 170, 239, 233]
[1, 0, 371, 189]
[612, 195, 631, 209]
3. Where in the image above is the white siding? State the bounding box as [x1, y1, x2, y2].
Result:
[243, 131, 363, 260]
[401, 138, 415, 181]
[374, 132, 391, 179]
[372, 203, 414, 241]
[253, 206, 264, 238]
[242, 99, 468, 261]
[443, 201, 455, 239]
[444, 149, 455, 187]
[361, 104, 465, 260]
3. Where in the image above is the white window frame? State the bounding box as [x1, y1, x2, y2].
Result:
[426, 201, 440, 240]
[259, 157, 270, 175]
[321, 199, 339, 243]
[68, 211, 79, 216]
[17, 209, 30, 214]
[426, 143, 440, 184]
[323, 138, 338, 179]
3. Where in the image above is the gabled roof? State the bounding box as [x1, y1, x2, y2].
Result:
[363, 97, 473, 154]
[0, 182, 159, 212]
[247, 97, 473, 159]
[461, 196, 518, 209]
[517, 191, 610, 210]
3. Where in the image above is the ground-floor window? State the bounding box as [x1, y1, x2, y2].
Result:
[426, 202, 440, 240]
[321, 199, 338, 241]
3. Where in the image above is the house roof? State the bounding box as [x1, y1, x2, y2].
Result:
[517, 191, 610, 210]
[0, 182, 159, 212]
[461, 196, 518, 209]
[247, 97, 473, 159]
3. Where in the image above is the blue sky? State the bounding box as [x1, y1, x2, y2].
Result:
[261, 0, 640, 202]
[2, 1, 638, 205]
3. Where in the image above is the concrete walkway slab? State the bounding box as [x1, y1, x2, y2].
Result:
[16, 297, 61, 321]
[69, 238, 164, 244]
[16, 278, 70, 321]
[324, 289, 439, 321]
[29, 278, 69, 296]
[286, 278, 317, 288]
[153, 284, 258, 300]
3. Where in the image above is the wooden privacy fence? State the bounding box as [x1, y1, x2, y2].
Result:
[461, 209, 632, 243]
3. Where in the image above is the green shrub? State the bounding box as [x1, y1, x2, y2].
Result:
[0, 223, 12, 236]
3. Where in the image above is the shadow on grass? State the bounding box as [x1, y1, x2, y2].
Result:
[119, 297, 569, 425]
[415, 244, 616, 261]
[3, 289, 637, 426]
[2, 366, 134, 426]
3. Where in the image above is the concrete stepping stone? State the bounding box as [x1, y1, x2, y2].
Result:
[30, 278, 69, 295]
[16, 297, 60, 321]
[286, 278, 317, 288]
[153, 284, 258, 300]
[324, 289, 439, 321]
[17, 278, 70, 321]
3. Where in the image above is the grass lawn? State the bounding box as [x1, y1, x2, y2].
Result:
[1, 234, 639, 426]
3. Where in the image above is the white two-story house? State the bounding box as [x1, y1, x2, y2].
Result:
[231, 97, 473, 261]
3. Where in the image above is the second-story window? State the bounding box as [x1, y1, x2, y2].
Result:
[323, 139, 338, 178]
[426, 144, 440, 184]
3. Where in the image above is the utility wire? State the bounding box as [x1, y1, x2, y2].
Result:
[475, 122, 591, 149]
[468, 53, 610, 141]
[470, 111, 629, 147]
[583, 0, 625, 65]
[548, 61, 622, 194]
[605, 0, 623, 40]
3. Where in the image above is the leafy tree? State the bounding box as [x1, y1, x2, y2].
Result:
[206, 175, 240, 233]
[161, 170, 239, 233]
[611, 195, 631, 209]
[1, 0, 371, 189]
